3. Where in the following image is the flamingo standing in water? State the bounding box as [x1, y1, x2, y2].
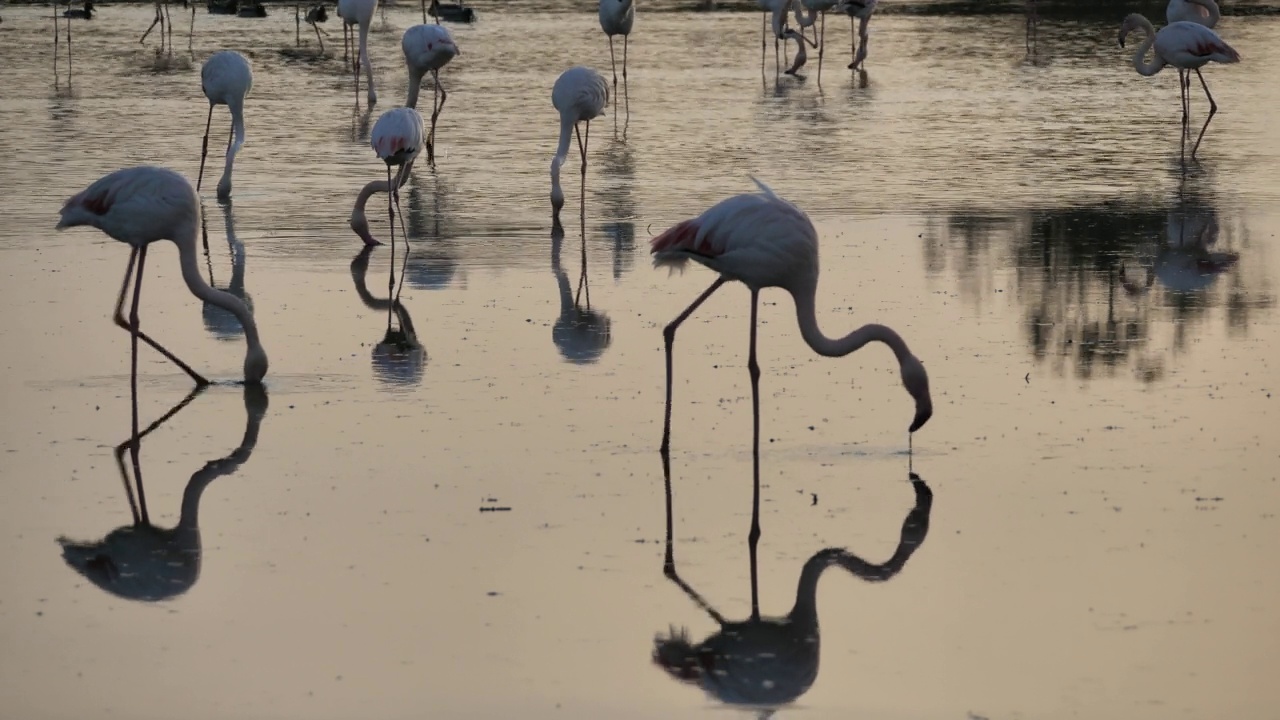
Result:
[792, 0, 836, 82]
[1119, 13, 1239, 159]
[351, 107, 424, 331]
[757, 0, 792, 75]
[651, 178, 932, 455]
[598, 0, 635, 91]
[836, 0, 876, 71]
[1166, 0, 1221, 123]
[55, 166, 268, 402]
[338, 0, 379, 106]
[550, 66, 609, 219]
[197, 51, 253, 201]
[402, 23, 458, 166]
[140, 0, 178, 56]
[54, 0, 94, 83]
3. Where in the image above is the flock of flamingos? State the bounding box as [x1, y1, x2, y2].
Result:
[45, 0, 1238, 457]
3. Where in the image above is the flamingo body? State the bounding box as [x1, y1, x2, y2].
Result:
[550, 66, 609, 215]
[1167, 0, 1217, 26]
[56, 166, 268, 385]
[599, 0, 635, 87]
[200, 50, 253, 201]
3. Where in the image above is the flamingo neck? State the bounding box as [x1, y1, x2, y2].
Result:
[771, 3, 788, 37]
[793, 2, 817, 28]
[791, 281, 913, 364]
[550, 113, 575, 211]
[1127, 18, 1163, 76]
[176, 219, 265, 379]
[178, 392, 264, 531]
[217, 100, 247, 196]
[789, 546, 923, 629]
[406, 68, 424, 109]
[1191, 0, 1221, 24]
[551, 224, 573, 312]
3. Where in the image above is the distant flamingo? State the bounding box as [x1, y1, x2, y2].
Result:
[757, 0, 792, 75]
[835, 0, 876, 71]
[54, 0, 94, 83]
[55, 166, 269, 393]
[197, 51, 253, 201]
[792, 0, 836, 82]
[550, 66, 609, 219]
[338, 0, 379, 105]
[303, 4, 329, 55]
[402, 23, 458, 166]
[427, 0, 475, 23]
[351, 247, 426, 387]
[651, 178, 932, 455]
[599, 0, 635, 90]
[1166, 0, 1221, 123]
[353, 107, 425, 331]
[140, 0, 176, 56]
[1119, 13, 1239, 159]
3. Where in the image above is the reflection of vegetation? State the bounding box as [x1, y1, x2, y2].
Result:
[927, 179, 1275, 383]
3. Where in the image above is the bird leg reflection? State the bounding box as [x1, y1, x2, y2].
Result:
[197, 104, 214, 192]
[660, 451, 729, 626]
[1189, 69, 1218, 160]
[747, 288, 762, 619]
[114, 384, 206, 525]
[427, 72, 446, 167]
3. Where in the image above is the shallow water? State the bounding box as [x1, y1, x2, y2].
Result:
[1, 2, 1279, 719]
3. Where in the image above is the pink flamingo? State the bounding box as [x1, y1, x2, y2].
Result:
[350, 107, 424, 331]
[197, 50, 253, 201]
[338, 0, 378, 106]
[651, 178, 933, 456]
[55, 166, 268, 404]
[402, 23, 459, 165]
[550, 66, 609, 219]
[1119, 12, 1239, 159]
[1165, 0, 1221, 123]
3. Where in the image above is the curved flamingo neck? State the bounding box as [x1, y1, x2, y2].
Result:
[176, 218, 264, 369]
[790, 283, 913, 364]
[406, 68, 424, 109]
[550, 113, 575, 208]
[178, 392, 265, 531]
[1127, 17, 1163, 76]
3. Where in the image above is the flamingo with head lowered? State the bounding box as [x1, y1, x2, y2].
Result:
[1165, 0, 1222, 124]
[56, 166, 268, 391]
[402, 23, 459, 166]
[550, 66, 609, 220]
[197, 50, 253, 201]
[651, 178, 932, 456]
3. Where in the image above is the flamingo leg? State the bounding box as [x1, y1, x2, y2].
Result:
[197, 103, 213, 192]
[623, 34, 628, 83]
[747, 288, 762, 621]
[660, 450, 730, 626]
[817, 11, 825, 84]
[112, 247, 210, 386]
[66, 14, 73, 82]
[129, 245, 147, 453]
[314, 21, 324, 55]
[385, 163, 395, 332]
[761, 12, 766, 69]
[393, 169, 410, 306]
[1190, 68, 1218, 160]
[189, 5, 195, 54]
[575, 121, 591, 178]
[421, 0, 427, 24]
[165, 1, 173, 56]
[141, 7, 161, 45]
[53, 4, 59, 82]
[428, 70, 446, 166]
[608, 36, 617, 90]
[659, 276, 729, 455]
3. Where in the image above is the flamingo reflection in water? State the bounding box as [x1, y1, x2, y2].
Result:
[1121, 178, 1237, 298]
[351, 246, 426, 388]
[551, 193, 612, 364]
[200, 202, 254, 341]
[58, 384, 268, 602]
[653, 448, 932, 709]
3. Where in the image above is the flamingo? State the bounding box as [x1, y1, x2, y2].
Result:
[1119, 13, 1240, 159]
[550, 66, 609, 219]
[598, 0, 635, 91]
[654, 441, 932, 707]
[55, 166, 269, 393]
[835, 0, 876, 71]
[351, 107, 425, 331]
[54, 0, 94, 84]
[757, 0, 792, 75]
[338, 0, 379, 106]
[1166, 0, 1221, 124]
[651, 178, 932, 456]
[402, 23, 458, 166]
[197, 51, 253, 202]
[303, 4, 329, 55]
[792, 0, 836, 82]
[58, 384, 267, 602]
[427, 0, 476, 23]
[140, 0, 177, 56]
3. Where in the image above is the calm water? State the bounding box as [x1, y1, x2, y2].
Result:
[1, 2, 1278, 718]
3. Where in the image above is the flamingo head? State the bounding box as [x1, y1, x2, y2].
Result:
[1118, 14, 1147, 48]
[244, 342, 269, 385]
[901, 354, 932, 433]
[349, 211, 380, 247]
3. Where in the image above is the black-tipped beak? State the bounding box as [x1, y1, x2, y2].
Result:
[909, 405, 932, 434]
